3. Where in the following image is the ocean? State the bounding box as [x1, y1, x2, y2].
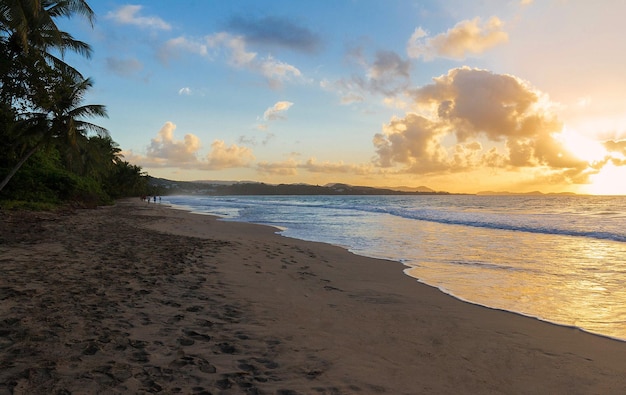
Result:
[164, 194, 626, 341]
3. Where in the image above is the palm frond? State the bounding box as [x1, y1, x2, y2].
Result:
[75, 120, 109, 137]
[43, 0, 95, 26]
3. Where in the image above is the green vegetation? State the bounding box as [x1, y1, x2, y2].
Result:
[148, 177, 453, 196]
[0, 0, 148, 209]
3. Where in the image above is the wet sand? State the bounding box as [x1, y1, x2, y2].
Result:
[1, 199, 625, 394]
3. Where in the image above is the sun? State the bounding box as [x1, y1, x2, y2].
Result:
[555, 128, 626, 195]
[585, 163, 626, 195]
[557, 128, 607, 163]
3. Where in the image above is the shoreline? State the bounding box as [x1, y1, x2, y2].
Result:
[1, 199, 625, 393]
[404, 267, 626, 344]
[170, 200, 626, 344]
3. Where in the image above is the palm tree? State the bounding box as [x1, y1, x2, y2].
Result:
[0, 0, 94, 55]
[0, 0, 94, 99]
[0, 0, 104, 194]
[109, 161, 148, 198]
[0, 65, 107, 193]
[74, 135, 122, 182]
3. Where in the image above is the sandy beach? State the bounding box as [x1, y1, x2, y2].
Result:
[1, 199, 625, 394]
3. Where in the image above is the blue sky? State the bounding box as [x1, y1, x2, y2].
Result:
[60, 0, 626, 194]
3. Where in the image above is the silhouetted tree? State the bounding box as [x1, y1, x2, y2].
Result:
[0, 0, 105, 194]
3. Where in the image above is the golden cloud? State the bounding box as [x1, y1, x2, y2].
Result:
[146, 122, 200, 166]
[255, 158, 375, 177]
[263, 101, 294, 121]
[256, 159, 299, 176]
[301, 158, 374, 175]
[373, 67, 591, 179]
[407, 17, 508, 60]
[204, 140, 255, 170]
[129, 122, 254, 170]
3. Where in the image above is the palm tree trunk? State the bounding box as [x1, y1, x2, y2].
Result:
[0, 144, 40, 193]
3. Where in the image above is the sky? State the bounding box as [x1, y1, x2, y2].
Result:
[59, 0, 626, 194]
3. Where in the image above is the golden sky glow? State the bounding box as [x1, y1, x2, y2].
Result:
[69, 1, 626, 195]
[585, 164, 626, 196]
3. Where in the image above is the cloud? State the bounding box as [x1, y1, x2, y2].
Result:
[205, 140, 255, 170]
[300, 159, 374, 175]
[257, 55, 302, 88]
[323, 78, 365, 104]
[105, 57, 143, 77]
[160, 33, 302, 87]
[160, 36, 209, 61]
[373, 67, 591, 182]
[604, 140, 626, 165]
[413, 67, 557, 142]
[178, 87, 192, 95]
[205, 32, 255, 67]
[257, 159, 299, 176]
[146, 122, 200, 167]
[373, 113, 451, 173]
[106, 5, 171, 30]
[129, 122, 254, 170]
[367, 50, 412, 95]
[326, 49, 412, 103]
[256, 157, 374, 177]
[339, 93, 365, 105]
[263, 101, 294, 120]
[604, 139, 626, 155]
[407, 17, 508, 60]
[227, 15, 321, 53]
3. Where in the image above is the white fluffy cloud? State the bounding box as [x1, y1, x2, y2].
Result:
[263, 101, 294, 121]
[160, 33, 301, 87]
[106, 5, 171, 30]
[160, 36, 209, 59]
[407, 17, 508, 60]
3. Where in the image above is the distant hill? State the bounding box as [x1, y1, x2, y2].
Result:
[383, 185, 435, 193]
[191, 180, 260, 185]
[477, 191, 578, 196]
[148, 178, 454, 196]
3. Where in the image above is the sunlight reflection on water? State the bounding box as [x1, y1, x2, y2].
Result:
[399, 220, 626, 340]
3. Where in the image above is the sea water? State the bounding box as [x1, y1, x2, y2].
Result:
[165, 194, 626, 340]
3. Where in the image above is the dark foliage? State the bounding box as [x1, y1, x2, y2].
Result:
[0, 0, 148, 208]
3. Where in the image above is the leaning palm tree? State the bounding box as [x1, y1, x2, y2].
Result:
[0, 65, 107, 193]
[0, 0, 102, 193]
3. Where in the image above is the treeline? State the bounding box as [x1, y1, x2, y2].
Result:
[215, 183, 444, 195]
[150, 178, 453, 196]
[0, 0, 149, 208]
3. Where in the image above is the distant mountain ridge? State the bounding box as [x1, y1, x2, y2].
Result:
[148, 177, 453, 196]
[477, 190, 578, 196]
[381, 185, 435, 193]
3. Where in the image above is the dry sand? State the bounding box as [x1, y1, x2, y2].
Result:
[1, 198, 625, 394]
